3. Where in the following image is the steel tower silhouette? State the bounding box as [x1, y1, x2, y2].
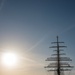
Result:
[45, 36, 74, 75]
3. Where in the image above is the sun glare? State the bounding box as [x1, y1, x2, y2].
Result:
[1, 52, 18, 67]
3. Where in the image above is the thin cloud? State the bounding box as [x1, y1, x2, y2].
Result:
[25, 34, 48, 53]
[20, 56, 44, 67]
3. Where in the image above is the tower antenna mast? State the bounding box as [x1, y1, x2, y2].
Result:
[45, 36, 74, 75]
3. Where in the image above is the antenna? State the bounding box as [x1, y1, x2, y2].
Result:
[45, 36, 74, 75]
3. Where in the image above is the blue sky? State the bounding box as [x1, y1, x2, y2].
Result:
[0, 0, 75, 75]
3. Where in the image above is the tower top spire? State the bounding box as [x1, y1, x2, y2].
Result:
[57, 36, 58, 42]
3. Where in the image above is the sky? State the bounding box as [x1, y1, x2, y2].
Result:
[0, 0, 75, 75]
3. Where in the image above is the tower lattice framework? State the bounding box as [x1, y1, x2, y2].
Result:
[45, 36, 74, 75]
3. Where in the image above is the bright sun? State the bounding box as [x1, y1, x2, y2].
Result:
[1, 52, 18, 67]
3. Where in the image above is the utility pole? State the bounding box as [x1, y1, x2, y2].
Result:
[45, 36, 74, 75]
